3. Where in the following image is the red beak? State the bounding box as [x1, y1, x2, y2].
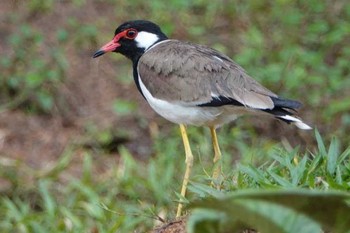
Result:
[93, 36, 121, 58]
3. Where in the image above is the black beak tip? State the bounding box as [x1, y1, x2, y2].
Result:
[93, 50, 105, 58]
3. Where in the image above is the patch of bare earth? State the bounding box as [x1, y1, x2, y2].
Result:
[0, 0, 311, 165]
[0, 1, 313, 232]
[151, 217, 259, 233]
[0, 0, 161, 198]
[0, 0, 158, 166]
[152, 217, 187, 233]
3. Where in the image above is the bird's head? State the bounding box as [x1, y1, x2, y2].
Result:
[93, 20, 168, 62]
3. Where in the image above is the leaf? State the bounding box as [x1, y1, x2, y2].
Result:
[188, 209, 227, 233]
[190, 189, 350, 233]
[315, 129, 327, 158]
[267, 170, 292, 187]
[38, 180, 57, 218]
[338, 146, 350, 164]
[238, 164, 270, 185]
[36, 91, 54, 112]
[112, 99, 137, 116]
[327, 137, 340, 175]
[190, 199, 321, 233]
[188, 182, 224, 198]
[291, 155, 308, 185]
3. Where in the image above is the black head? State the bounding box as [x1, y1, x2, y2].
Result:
[93, 20, 168, 62]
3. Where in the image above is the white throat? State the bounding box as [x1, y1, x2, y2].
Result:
[135, 31, 159, 50]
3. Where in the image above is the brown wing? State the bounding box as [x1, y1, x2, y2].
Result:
[138, 40, 277, 109]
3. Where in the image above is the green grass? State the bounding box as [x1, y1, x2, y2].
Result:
[2, 0, 350, 136]
[0, 129, 349, 232]
[189, 189, 350, 233]
[1, 0, 350, 232]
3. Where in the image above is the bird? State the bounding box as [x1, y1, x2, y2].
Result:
[93, 20, 311, 217]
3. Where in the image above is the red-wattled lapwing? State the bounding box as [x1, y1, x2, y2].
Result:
[93, 20, 311, 217]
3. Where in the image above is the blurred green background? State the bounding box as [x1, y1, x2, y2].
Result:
[0, 0, 349, 232]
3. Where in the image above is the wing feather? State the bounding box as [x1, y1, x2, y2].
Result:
[138, 40, 277, 109]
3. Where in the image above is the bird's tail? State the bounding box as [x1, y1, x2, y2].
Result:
[264, 97, 312, 130]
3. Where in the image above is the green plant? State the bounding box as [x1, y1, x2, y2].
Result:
[0, 24, 68, 114]
[1, 1, 350, 232]
[185, 130, 350, 232]
[189, 190, 350, 233]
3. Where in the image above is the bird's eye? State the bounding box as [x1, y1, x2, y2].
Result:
[125, 29, 137, 39]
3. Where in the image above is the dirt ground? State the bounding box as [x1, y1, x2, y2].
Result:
[0, 0, 313, 168]
[0, 2, 314, 232]
[0, 1, 162, 167]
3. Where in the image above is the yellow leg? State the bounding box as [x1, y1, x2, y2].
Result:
[176, 124, 194, 218]
[210, 126, 222, 183]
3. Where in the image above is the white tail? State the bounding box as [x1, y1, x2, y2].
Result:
[278, 115, 312, 130]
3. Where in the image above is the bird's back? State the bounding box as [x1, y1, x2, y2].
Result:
[137, 40, 311, 129]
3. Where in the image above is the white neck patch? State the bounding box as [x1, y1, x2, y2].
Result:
[135, 31, 159, 50]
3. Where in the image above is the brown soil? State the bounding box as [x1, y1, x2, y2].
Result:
[0, 0, 312, 172]
[0, 0, 163, 167]
[152, 217, 187, 233]
[0, 1, 313, 231]
[151, 217, 259, 233]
